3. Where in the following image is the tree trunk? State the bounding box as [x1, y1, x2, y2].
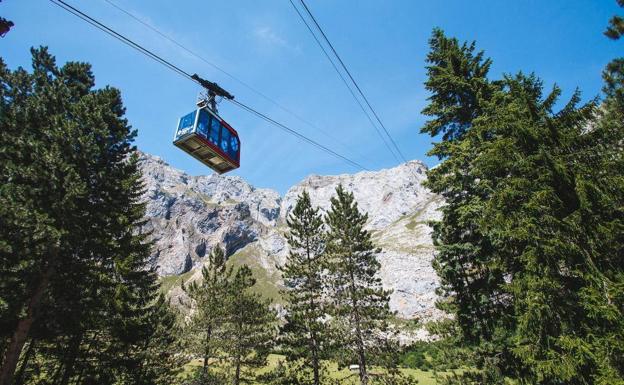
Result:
[59, 333, 83, 385]
[203, 325, 212, 375]
[0, 265, 54, 385]
[349, 266, 368, 385]
[307, 241, 321, 385]
[310, 333, 320, 385]
[354, 308, 368, 385]
[357, 342, 368, 385]
[233, 354, 241, 385]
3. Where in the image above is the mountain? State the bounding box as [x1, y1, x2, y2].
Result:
[139, 152, 443, 321]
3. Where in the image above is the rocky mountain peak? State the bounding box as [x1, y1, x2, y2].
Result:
[138, 151, 442, 320]
[281, 160, 431, 229]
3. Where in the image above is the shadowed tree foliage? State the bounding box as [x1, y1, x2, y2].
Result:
[605, 0, 624, 40]
[0, 47, 179, 385]
[223, 266, 277, 385]
[183, 247, 233, 378]
[422, 27, 624, 385]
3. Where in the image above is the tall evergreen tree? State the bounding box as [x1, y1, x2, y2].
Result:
[278, 190, 328, 385]
[183, 247, 233, 377]
[420, 29, 506, 346]
[422, 28, 624, 384]
[0, 47, 179, 385]
[324, 185, 393, 385]
[223, 266, 276, 385]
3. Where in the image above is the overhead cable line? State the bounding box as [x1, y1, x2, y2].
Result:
[102, 0, 368, 164]
[288, 0, 401, 164]
[298, 0, 407, 162]
[294, 0, 409, 164]
[49, 0, 369, 171]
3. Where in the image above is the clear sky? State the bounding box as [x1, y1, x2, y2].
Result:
[3, 0, 621, 193]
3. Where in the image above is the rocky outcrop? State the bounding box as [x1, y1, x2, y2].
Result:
[139, 153, 280, 275]
[139, 152, 442, 320]
[280, 160, 431, 229]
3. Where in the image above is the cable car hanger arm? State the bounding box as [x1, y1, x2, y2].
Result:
[191, 74, 234, 100]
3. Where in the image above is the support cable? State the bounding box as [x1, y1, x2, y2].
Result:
[289, 0, 402, 164]
[296, 0, 409, 163]
[49, 0, 369, 171]
[102, 0, 369, 163]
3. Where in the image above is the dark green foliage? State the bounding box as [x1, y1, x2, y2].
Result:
[422, 28, 624, 385]
[421, 28, 493, 145]
[181, 252, 277, 385]
[605, 2, 624, 109]
[183, 247, 233, 376]
[127, 295, 185, 385]
[182, 369, 229, 385]
[325, 185, 396, 385]
[400, 341, 437, 371]
[421, 30, 507, 347]
[257, 360, 323, 385]
[605, 0, 624, 40]
[223, 266, 277, 385]
[278, 190, 328, 385]
[0, 48, 179, 385]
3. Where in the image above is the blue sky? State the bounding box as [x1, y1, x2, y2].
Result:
[3, 0, 621, 193]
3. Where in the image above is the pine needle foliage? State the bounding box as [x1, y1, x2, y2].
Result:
[183, 247, 233, 377]
[605, 0, 624, 40]
[324, 185, 394, 385]
[421, 28, 624, 385]
[278, 190, 328, 385]
[0, 47, 179, 385]
[223, 266, 277, 385]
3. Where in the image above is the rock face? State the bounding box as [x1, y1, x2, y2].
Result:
[139, 153, 280, 275]
[139, 152, 442, 320]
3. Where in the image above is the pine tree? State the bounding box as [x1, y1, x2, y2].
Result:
[135, 295, 184, 385]
[223, 266, 276, 385]
[278, 190, 327, 385]
[183, 247, 233, 378]
[324, 185, 393, 385]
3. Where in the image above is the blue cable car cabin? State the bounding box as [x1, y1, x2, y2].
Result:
[173, 107, 240, 174]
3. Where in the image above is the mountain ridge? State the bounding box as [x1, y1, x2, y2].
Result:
[139, 151, 442, 320]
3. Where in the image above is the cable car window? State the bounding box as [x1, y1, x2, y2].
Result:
[209, 115, 220, 144]
[230, 136, 239, 158]
[220, 125, 231, 154]
[196, 109, 209, 139]
[176, 110, 196, 138]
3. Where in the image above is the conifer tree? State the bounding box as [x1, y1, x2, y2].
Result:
[278, 190, 327, 385]
[129, 294, 184, 385]
[183, 247, 233, 377]
[420, 29, 506, 346]
[0, 47, 179, 385]
[324, 185, 393, 385]
[223, 266, 276, 385]
[421, 28, 624, 384]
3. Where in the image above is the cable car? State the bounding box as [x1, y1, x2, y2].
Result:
[173, 104, 240, 174]
[173, 74, 240, 174]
